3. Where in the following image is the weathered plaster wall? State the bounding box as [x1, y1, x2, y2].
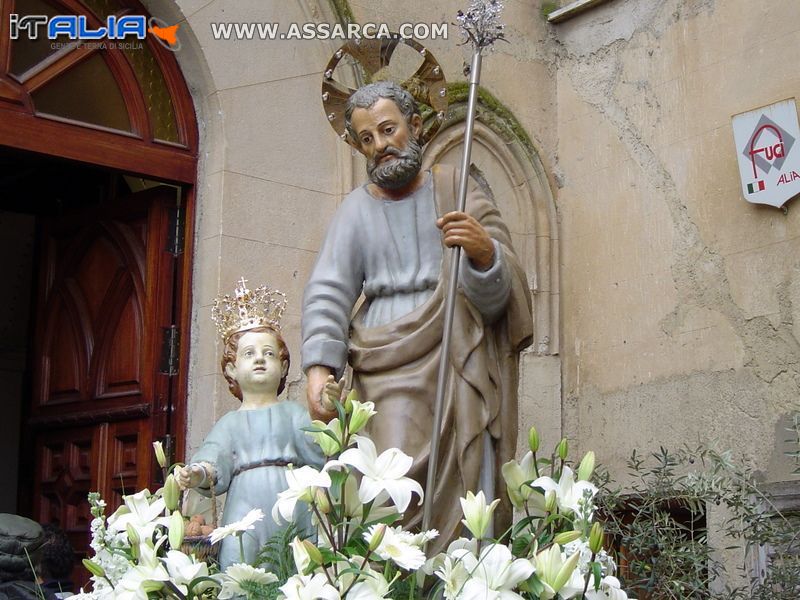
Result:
[552, 0, 800, 483]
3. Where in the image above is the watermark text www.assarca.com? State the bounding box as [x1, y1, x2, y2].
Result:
[210, 21, 448, 41]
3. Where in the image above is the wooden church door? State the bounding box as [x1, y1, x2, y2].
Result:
[25, 185, 183, 562]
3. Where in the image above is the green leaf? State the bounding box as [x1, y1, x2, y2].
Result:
[527, 574, 544, 596]
[512, 516, 537, 536]
[329, 468, 349, 489]
[512, 533, 532, 557]
[300, 425, 327, 433]
[362, 512, 402, 528]
[335, 400, 347, 431]
[338, 565, 371, 578]
[592, 561, 602, 590]
[318, 547, 338, 564]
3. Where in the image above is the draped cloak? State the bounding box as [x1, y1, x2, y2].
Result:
[302, 164, 533, 553]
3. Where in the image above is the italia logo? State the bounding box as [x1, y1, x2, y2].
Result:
[747, 180, 765, 194]
[8, 13, 181, 51]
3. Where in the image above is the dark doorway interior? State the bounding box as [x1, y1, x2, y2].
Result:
[0, 147, 185, 586]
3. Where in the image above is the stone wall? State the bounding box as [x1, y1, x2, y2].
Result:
[553, 0, 800, 484]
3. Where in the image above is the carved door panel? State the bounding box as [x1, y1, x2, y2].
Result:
[26, 186, 180, 567]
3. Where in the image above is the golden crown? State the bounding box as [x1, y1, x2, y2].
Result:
[211, 277, 287, 341]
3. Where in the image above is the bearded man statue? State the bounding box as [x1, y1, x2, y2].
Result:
[301, 80, 533, 552]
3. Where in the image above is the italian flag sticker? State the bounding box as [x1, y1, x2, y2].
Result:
[747, 180, 766, 193]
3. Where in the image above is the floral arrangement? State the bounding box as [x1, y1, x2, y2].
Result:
[74, 395, 631, 599]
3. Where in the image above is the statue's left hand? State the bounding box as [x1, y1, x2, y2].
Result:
[437, 211, 495, 270]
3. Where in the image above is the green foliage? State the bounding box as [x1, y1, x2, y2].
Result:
[253, 523, 302, 599]
[596, 446, 800, 599]
[329, 0, 355, 26]
[444, 82, 538, 162]
[239, 579, 278, 599]
[541, 1, 560, 19]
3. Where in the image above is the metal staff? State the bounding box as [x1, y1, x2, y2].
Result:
[422, 0, 507, 533]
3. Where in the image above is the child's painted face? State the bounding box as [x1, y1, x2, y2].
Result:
[225, 330, 286, 395]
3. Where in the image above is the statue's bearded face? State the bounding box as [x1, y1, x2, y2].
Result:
[351, 98, 423, 191]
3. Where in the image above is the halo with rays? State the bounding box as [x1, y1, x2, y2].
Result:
[321, 37, 448, 148]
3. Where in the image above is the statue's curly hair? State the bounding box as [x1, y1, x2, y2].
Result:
[344, 80, 421, 145]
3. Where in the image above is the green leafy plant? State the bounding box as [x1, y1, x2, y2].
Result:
[595, 445, 800, 600]
[253, 523, 303, 599]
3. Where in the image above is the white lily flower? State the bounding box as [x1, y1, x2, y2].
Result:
[339, 436, 423, 513]
[434, 554, 470, 600]
[218, 563, 278, 599]
[152, 441, 167, 468]
[306, 418, 345, 456]
[502, 452, 547, 516]
[364, 525, 427, 571]
[532, 466, 598, 515]
[290, 536, 322, 574]
[454, 543, 534, 600]
[502, 452, 535, 502]
[272, 466, 332, 523]
[348, 399, 377, 434]
[559, 568, 586, 599]
[209, 507, 264, 544]
[106, 490, 170, 540]
[347, 566, 392, 600]
[460, 490, 500, 539]
[135, 540, 162, 567]
[585, 575, 631, 600]
[278, 572, 340, 600]
[533, 545, 583, 600]
[423, 537, 478, 576]
[112, 555, 169, 600]
[163, 550, 209, 594]
[340, 475, 398, 527]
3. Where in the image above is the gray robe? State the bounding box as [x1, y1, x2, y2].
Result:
[191, 401, 323, 568]
[302, 170, 512, 375]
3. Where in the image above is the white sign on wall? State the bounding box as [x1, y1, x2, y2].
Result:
[732, 98, 800, 208]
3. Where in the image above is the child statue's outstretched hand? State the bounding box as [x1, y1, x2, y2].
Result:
[176, 462, 214, 490]
[321, 374, 347, 412]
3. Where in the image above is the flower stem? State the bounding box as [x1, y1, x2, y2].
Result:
[580, 552, 597, 599]
[311, 504, 337, 553]
[341, 549, 372, 596]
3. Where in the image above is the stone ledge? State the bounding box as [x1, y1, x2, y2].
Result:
[762, 480, 800, 513]
[547, 0, 616, 24]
